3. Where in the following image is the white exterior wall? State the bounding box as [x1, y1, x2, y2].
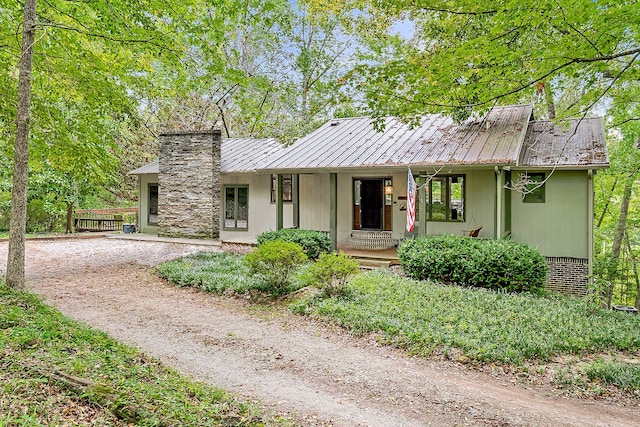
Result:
[138, 173, 159, 234]
[220, 173, 293, 244]
[299, 173, 330, 232]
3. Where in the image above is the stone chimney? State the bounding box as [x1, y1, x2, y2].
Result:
[158, 129, 221, 239]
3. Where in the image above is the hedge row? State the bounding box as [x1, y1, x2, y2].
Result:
[257, 229, 331, 260]
[397, 235, 547, 293]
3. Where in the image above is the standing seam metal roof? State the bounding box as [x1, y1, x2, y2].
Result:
[519, 118, 609, 168]
[128, 137, 284, 175]
[263, 105, 534, 171]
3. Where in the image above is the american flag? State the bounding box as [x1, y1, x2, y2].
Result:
[406, 169, 416, 232]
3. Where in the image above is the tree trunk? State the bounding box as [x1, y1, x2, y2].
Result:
[607, 178, 633, 307]
[596, 177, 617, 228]
[66, 202, 74, 233]
[6, 0, 37, 290]
[628, 237, 640, 310]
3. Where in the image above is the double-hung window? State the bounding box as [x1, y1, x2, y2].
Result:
[224, 185, 248, 230]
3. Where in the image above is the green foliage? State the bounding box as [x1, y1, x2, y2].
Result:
[293, 270, 640, 364]
[398, 235, 547, 293]
[0, 284, 288, 426]
[300, 252, 359, 296]
[243, 241, 308, 294]
[157, 252, 260, 294]
[585, 358, 640, 393]
[257, 229, 331, 260]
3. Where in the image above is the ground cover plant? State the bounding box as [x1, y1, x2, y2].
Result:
[398, 235, 547, 293]
[157, 250, 309, 297]
[156, 251, 261, 294]
[292, 271, 640, 366]
[0, 284, 289, 426]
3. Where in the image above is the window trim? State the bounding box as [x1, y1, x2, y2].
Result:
[270, 174, 293, 203]
[148, 183, 158, 226]
[522, 172, 546, 203]
[223, 185, 249, 231]
[425, 174, 465, 223]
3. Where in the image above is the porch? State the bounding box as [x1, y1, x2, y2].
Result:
[337, 242, 400, 270]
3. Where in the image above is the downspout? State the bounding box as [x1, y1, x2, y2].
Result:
[276, 174, 284, 230]
[495, 166, 503, 239]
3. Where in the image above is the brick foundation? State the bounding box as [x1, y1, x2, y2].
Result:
[545, 257, 589, 297]
[158, 130, 221, 239]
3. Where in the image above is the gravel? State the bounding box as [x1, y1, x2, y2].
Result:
[1, 236, 639, 426]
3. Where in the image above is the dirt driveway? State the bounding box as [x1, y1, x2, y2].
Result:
[1, 237, 638, 426]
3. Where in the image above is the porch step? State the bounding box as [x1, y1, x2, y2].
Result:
[343, 231, 398, 250]
[357, 258, 394, 270]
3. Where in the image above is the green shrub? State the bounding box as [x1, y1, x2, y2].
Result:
[302, 252, 359, 296]
[243, 241, 308, 294]
[257, 229, 331, 260]
[398, 235, 547, 293]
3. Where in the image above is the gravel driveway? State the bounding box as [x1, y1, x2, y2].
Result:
[1, 236, 638, 426]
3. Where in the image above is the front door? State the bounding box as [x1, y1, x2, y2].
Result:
[355, 179, 384, 230]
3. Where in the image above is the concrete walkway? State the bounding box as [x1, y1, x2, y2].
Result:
[108, 233, 222, 247]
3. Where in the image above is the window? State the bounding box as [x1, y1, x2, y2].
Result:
[148, 184, 158, 225]
[270, 174, 292, 203]
[425, 175, 465, 222]
[224, 186, 248, 230]
[522, 173, 545, 203]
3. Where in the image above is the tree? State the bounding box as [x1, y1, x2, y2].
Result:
[148, 0, 361, 141]
[1, 0, 217, 288]
[6, 0, 37, 289]
[309, 0, 639, 125]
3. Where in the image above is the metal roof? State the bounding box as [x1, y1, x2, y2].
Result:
[263, 105, 534, 171]
[128, 160, 159, 175]
[519, 118, 609, 168]
[128, 137, 284, 175]
[222, 137, 282, 173]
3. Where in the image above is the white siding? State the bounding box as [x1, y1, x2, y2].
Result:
[220, 173, 293, 244]
[138, 174, 158, 234]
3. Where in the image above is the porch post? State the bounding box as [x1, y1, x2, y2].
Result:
[292, 174, 299, 228]
[418, 172, 427, 237]
[495, 167, 503, 239]
[330, 172, 337, 250]
[276, 174, 284, 230]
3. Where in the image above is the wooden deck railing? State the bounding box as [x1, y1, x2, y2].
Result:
[74, 208, 138, 232]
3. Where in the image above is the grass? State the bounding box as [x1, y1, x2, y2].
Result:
[0, 283, 290, 426]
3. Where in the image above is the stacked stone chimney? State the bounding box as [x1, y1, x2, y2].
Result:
[158, 129, 221, 239]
